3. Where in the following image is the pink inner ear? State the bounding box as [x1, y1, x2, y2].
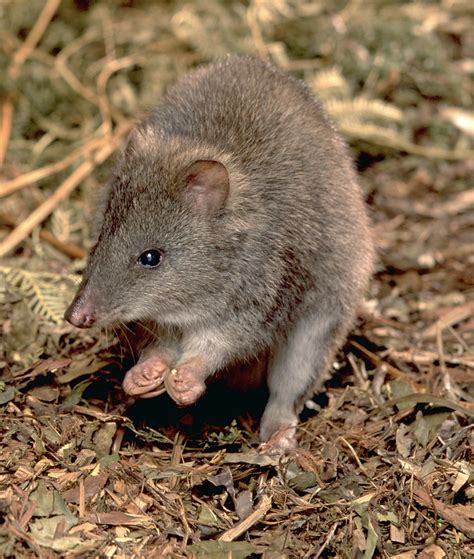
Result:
[180, 160, 230, 214]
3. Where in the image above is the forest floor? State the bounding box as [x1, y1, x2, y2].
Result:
[0, 1, 473, 557]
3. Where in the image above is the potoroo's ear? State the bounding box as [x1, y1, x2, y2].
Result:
[178, 160, 229, 214]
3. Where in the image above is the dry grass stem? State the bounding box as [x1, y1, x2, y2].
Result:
[0, 136, 105, 198]
[0, 121, 132, 257]
[0, 0, 61, 165]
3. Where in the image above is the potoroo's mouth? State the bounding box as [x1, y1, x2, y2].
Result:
[64, 287, 128, 329]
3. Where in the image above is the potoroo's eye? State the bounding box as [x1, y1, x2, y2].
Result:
[138, 249, 162, 268]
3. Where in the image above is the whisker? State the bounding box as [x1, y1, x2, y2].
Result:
[98, 326, 105, 351]
[111, 325, 125, 366]
[104, 326, 109, 349]
[118, 321, 136, 363]
[130, 320, 162, 344]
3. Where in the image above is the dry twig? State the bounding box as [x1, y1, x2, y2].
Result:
[0, 0, 61, 165]
[0, 136, 105, 198]
[0, 121, 132, 257]
[218, 494, 272, 542]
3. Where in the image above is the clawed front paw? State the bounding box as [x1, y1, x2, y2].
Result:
[122, 353, 208, 406]
[164, 360, 207, 407]
[122, 355, 169, 398]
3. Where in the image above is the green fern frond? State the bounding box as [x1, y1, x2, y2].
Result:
[0, 267, 80, 324]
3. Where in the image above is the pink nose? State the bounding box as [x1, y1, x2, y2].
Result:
[64, 294, 96, 328]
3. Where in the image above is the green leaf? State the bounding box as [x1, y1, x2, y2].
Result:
[63, 380, 93, 406]
[288, 472, 319, 492]
[0, 386, 16, 405]
[364, 517, 378, 559]
[29, 517, 81, 552]
[412, 411, 450, 446]
[197, 505, 225, 529]
[30, 480, 74, 519]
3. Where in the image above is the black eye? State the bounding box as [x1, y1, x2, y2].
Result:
[138, 249, 162, 268]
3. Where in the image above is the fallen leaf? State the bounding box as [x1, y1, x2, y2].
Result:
[419, 543, 446, 559]
[450, 461, 470, 493]
[365, 516, 379, 559]
[30, 481, 73, 518]
[353, 527, 366, 551]
[207, 467, 236, 504]
[28, 358, 72, 378]
[29, 515, 79, 551]
[92, 422, 117, 456]
[28, 385, 59, 402]
[222, 452, 278, 466]
[57, 359, 110, 384]
[196, 504, 225, 529]
[288, 471, 319, 492]
[413, 486, 474, 538]
[63, 472, 109, 504]
[412, 411, 450, 447]
[396, 424, 413, 457]
[63, 380, 93, 406]
[0, 386, 16, 405]
[390, 523, 405, 543]
[390, 552, 417, 559]
[186, 540, 260, 558]
[84, 511, 153, 527]
[235, 490, 253, 521]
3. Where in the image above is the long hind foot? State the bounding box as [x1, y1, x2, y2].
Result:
[259, 406, 298, 455]
[260, 305, 345, 455]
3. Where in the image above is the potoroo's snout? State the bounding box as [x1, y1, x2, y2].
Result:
[64, 290, 96, 328]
